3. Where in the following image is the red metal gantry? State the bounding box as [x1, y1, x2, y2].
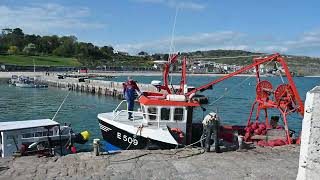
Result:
[150, 53, 304, 144]
[186, 53, 304, 144]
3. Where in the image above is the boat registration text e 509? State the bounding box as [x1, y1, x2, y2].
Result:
[117, 132, 138, 146]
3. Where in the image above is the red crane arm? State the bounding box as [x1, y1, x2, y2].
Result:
[177, 57, 187, 94]
[277, 56, 304, 116]
[163, 54, 179, 94]
[186, 53, 305, 116]
[186, 53, 280, 96]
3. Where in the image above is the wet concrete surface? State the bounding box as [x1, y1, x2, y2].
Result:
[0, 145, 299, 180]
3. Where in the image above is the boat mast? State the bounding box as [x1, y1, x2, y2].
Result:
[33, 58, 35, 73]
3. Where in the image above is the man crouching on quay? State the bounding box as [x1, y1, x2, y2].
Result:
[123, 76, 141, 119]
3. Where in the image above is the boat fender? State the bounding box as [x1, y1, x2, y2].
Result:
[257, 139, 286, 147]
[166, 95, 186, 101]
[71, 146, 77, 153]
[81, 131, 90, 140]
[296, 133, 301, 145]
[170, 128, 184, 144]
[74, 131, 90, 144]
[20, 144, 28, 155]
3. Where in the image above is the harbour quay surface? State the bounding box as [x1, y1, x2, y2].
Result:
[0, 146, 299, 180]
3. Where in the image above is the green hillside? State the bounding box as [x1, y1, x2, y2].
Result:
[0, 55, 82, 66]
[181, 50, 320, 75]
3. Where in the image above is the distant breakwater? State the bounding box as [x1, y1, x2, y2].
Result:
[40, 76, 158, 99]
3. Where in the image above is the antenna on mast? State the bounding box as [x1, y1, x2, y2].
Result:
[33, 58, 35, 73]
[169, 6, 179, 59]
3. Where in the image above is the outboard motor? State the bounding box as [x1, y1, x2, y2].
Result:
[202, 112, 221, 153]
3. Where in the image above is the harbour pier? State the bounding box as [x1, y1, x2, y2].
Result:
[40, 75, 159, 99]
[39, 75, 209, 103]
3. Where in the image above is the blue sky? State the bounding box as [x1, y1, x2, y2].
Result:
[0, 0, 320, 56]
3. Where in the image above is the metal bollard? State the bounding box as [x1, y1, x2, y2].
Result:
[93, 139, 100, 156]
[237, 135, 243, 150]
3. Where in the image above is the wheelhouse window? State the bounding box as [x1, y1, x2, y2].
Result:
[174, 108, 184, 121]
[148, 107, 157, 121]
[22, 133, 34, 138]
[161, 108, 170, 121]
[35, 132, 43, 137]
[48, 131, 53, 136]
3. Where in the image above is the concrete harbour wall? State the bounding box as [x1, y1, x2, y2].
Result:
[297, 86, 320, 179]
[40, 76, 159, 99]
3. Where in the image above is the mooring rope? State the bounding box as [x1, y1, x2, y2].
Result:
[207, 58, 276, 106]
[197, 54, 268, 60]
[125, 125, 143, 150]
[207, 75, 253, 106]
[275, 61, 285, 83]
[52, 89, 71, 121]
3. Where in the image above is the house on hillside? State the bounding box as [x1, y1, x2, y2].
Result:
[114, 50, 129, 56]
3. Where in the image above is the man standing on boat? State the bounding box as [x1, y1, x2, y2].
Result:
[123, 76, 141, 119]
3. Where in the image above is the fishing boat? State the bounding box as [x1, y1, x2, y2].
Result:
[0, 119, 90, 158]
[13, 76, 48, 88]
[8, 75, 19, 85]
[98, 53, 305, 151]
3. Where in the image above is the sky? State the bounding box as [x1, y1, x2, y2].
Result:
[0, 0, 320, 56]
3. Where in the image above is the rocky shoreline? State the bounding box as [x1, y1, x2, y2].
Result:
[0, 146, 300, 180]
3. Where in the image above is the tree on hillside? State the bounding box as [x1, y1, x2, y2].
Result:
[23, 43, 36, 55]
[1, 28, 13, 35]
[0, 27, 153, 67]
[100, 46, 114, 59]
[0, 33, 8, 53]
[24, 34, 41, 53]
[53, 36, 77, 57]
[163, 54, 169, 61]
[75, 42, 104, 66]
[10, 28, 25, 50]
[151, 54, 161, 60]
[7, 46, 18, 55]
[39, 35, 60, 54]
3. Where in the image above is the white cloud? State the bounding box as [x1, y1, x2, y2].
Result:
[115, 29, 320, 56]
[284, 31, 320, 50]
[0, 3, 105, 35]
[115, 31, 245, 54]
[253, 45, 288, 54]
[133, 0, 206, 10]
[255, 30, 320, 55]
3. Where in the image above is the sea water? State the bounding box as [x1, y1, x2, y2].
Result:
[0, 76, 319, 151]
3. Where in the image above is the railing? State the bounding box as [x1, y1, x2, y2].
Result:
[112, 99, 140, 115]
[113, 100, 127, 115]
[112, 99, 164, 128]
[112, 110, 161, 128]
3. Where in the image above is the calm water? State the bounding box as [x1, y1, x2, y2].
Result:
[0, 76, 319, 150]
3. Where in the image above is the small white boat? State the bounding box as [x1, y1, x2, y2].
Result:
[8, 75, 19, 85]
[15, 82, 48, 88]
[11, 75, 48, 88]
[0, 119, 89, 158]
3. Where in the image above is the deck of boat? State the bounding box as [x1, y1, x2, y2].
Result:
[98, 112, 169, 129]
